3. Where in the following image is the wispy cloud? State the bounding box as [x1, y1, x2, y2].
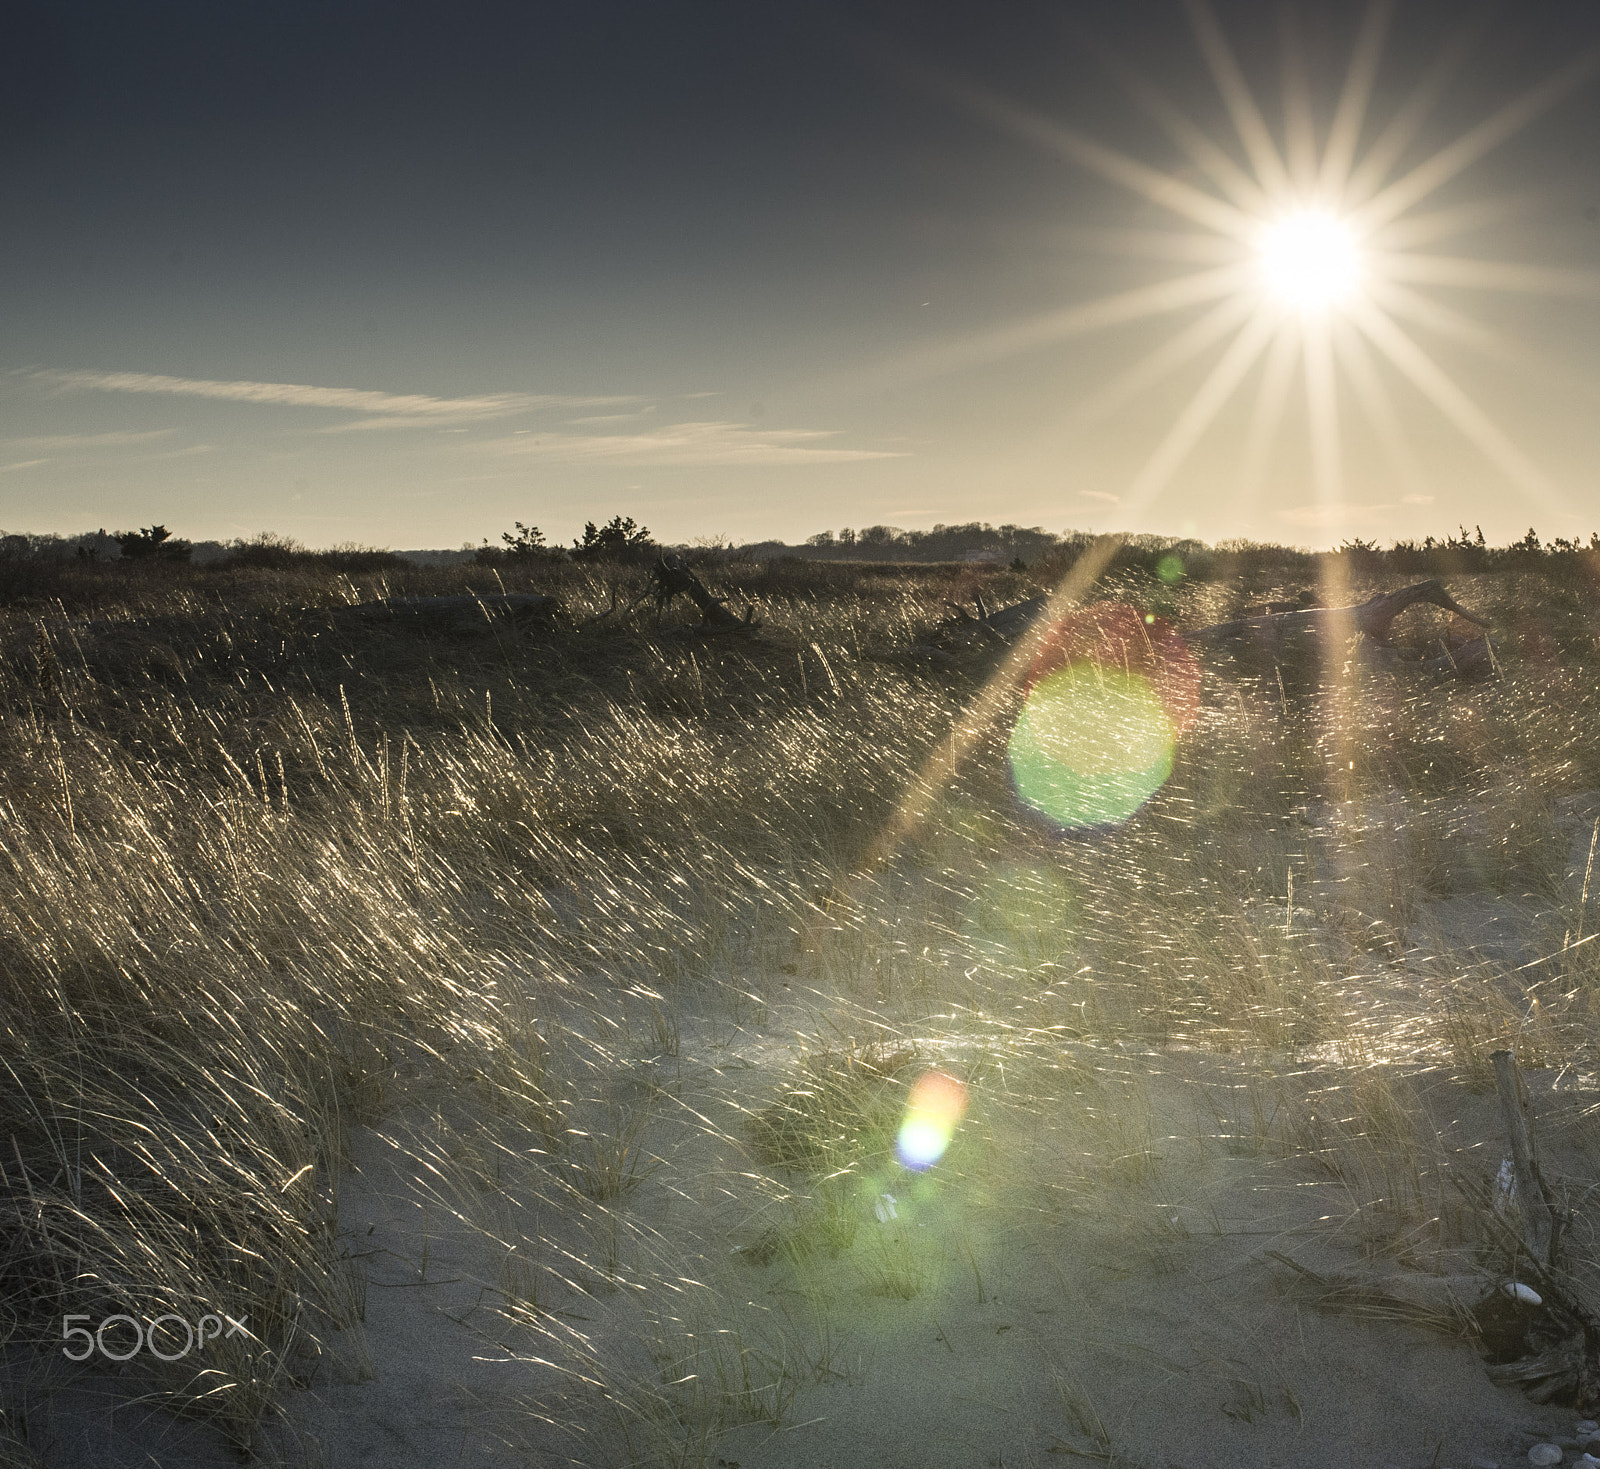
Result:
[316, 416, 491, 433]
[20, 368, 631, 425]
[5, 429, 175, 451]
[1077, 489, 1119, 503]
[563, 410, 657, 425]
[14, 369, 899, 466]
[1, 459, 50, 472]
[485, 421, 904, 466]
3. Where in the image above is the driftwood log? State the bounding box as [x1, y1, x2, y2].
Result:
[1491, 1048, 1558, 1271]
[648, 556, 760, 634]
[946, 592, 1047, 642]
[1190, 579, 1494, 676]
[917, 593, 1046, 663]
[1271, 1053, 1600, 1409]
[1471, 1050, 1598, 1408]
[919, 578, 1493, 679]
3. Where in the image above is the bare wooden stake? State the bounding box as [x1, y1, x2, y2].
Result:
[1491, 1048, 1556, 1270]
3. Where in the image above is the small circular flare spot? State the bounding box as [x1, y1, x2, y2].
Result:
[896, 1069, 968, 1171]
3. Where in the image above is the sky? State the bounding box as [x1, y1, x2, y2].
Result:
[2, 0, 1599, 551]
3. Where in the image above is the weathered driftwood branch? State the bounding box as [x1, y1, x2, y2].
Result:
[1491, 1048, 1557, 1271]
[1190, 579, 1494, 677]
[946, 593, 1046, 640]
[1190, 582, 1484, 668]
[650, 556, 760, 634]
[919, 594, 1046, 662]
[919, 578, 1494, 679]
[1191, 579, 1486, 646]
[1440, 1165, 1600, 1407]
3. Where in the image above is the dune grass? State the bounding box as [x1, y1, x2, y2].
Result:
[1, 551, 1599, 1462]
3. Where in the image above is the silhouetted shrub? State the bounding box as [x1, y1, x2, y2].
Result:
[114, 525, 192, 562]
[474, 521, 567, 565]
[220, 533, 304, 570]
[571, 516, 656, 564]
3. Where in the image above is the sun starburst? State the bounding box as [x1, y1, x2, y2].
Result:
[885, 1, 1600, 533]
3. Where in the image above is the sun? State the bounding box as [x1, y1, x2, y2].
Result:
[1258, 211, 1362, 312]
[903, 0, 1600, 524]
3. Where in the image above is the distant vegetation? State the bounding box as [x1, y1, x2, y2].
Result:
[5, 518, 1600, 611]
[110, 524, 193, 562]
[474, 513, 659, 566]
[746, 520, 1600, 583]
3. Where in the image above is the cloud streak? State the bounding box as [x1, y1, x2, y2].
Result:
[14, 369, 899, 467]
[20, 368, 631, 424]
[5, 429, 176, 451]
[485, 420, 904, 466]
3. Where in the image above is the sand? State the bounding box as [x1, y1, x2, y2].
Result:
[15, 849, 1600, 1469]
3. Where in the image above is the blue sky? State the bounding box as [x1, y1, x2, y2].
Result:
[3, 0, 1599, 549]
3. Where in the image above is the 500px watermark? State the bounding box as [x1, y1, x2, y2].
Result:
[62, 1312, 251, 1362]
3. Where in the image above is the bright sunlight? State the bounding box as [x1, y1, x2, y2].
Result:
[1258, 211, 1363, 311]
[927, 1, 1600, 522]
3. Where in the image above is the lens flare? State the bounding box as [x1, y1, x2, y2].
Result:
[896, 1068, 968, 1171]
[1008, 602, 1199, 831]
[961, 861, 1081, 968]
[1009, 669, 1175, 827]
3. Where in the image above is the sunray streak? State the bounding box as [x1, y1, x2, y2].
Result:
[1367, 253, 1600, 298]
[1066, 294, 1260, 428]
[1318, 0, 1395, 200]
[1365, 278, 1507, 350]
[1354, 47, 1600, 231]
[849, 536, 1124, 880]
[1232, 322, 1300, 514]
[1334, 316, 1431, 500]
[1303, 316, 1343, 503]
[1278, 7, 1319, 195]
[947, 77, 1256, 239]
[1367, 278, 1600, 394]
[1369, 194, 1540, 251]
[824, 266, 1250, 394]
[1341, 14, 1490, 207]
[1183, 0, 1289, 196]
[1349, 301, 1562, 508]
[1052, 226, 1243, 264]
[1124, 308, 1280, 511]
[1097, 51, 1271, 214]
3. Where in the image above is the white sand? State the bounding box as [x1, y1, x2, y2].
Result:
[19, 879, 1600, 1469]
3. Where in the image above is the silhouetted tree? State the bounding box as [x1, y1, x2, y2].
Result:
[114, 525, 192, 562]
[570, 516, 655, 563]
[474, 520, 566, 565]
[501, 521, 549, 555]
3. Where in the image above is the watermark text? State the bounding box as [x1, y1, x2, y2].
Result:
[62, 1313, 251, 1361]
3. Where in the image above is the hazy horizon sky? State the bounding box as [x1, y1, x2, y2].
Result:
[3, 0, 1599, 551]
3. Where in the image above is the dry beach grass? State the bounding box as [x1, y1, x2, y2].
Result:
[1, 547, 1600, 1466]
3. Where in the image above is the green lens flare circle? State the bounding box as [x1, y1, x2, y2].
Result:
[1007, 665, 1177, 830]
